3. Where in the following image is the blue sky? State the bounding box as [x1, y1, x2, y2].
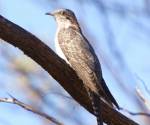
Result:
[1, 0, 150, 125]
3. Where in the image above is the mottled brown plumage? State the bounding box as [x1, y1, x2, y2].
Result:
[46, 9, 119, 125]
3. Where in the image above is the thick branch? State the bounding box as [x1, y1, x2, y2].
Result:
[0, 15, 139, 125]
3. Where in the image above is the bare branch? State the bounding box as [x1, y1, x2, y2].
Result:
[136, 85, 150, 110]
[0, 15, 139, 125]
[136, 75, 150, 95]
[0, 95, 63, 125]
[120, 107, 150, 117]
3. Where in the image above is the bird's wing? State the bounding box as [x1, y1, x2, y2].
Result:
[58, 27, 119, 108]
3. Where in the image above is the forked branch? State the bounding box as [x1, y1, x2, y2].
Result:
[0, 95, 62, 125]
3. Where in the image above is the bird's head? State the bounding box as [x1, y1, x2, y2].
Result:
[46, 9, 80, 29]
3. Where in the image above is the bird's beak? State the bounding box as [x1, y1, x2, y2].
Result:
[45, 12, 54, 16]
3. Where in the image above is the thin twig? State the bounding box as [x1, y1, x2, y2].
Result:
[136, 86, 150, 110]
[120, 107, 150, 117]
[0, 95, 63, 125]
[135, 75, 150, 95]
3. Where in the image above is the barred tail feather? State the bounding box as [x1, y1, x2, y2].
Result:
[86, 87, 103, 125]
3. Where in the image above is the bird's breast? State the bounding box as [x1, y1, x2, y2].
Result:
[55, 28, 70, 64]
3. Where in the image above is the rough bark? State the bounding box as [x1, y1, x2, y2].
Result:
[0, 15, 139, 125]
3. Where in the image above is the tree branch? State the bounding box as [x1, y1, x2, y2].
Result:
[0, 15, 139, 125]
[0, 95, 63, 125]
[120, 107, 150, 117]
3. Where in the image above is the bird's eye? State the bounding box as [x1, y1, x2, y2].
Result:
[61, 11, 65, 15]
[66, 16, 70, 19]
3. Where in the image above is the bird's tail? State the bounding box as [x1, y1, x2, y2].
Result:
[86, 87, 103, 125]
[101, 79, 120, 110]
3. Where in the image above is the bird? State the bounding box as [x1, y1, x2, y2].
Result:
[46, 9, 119, 125]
